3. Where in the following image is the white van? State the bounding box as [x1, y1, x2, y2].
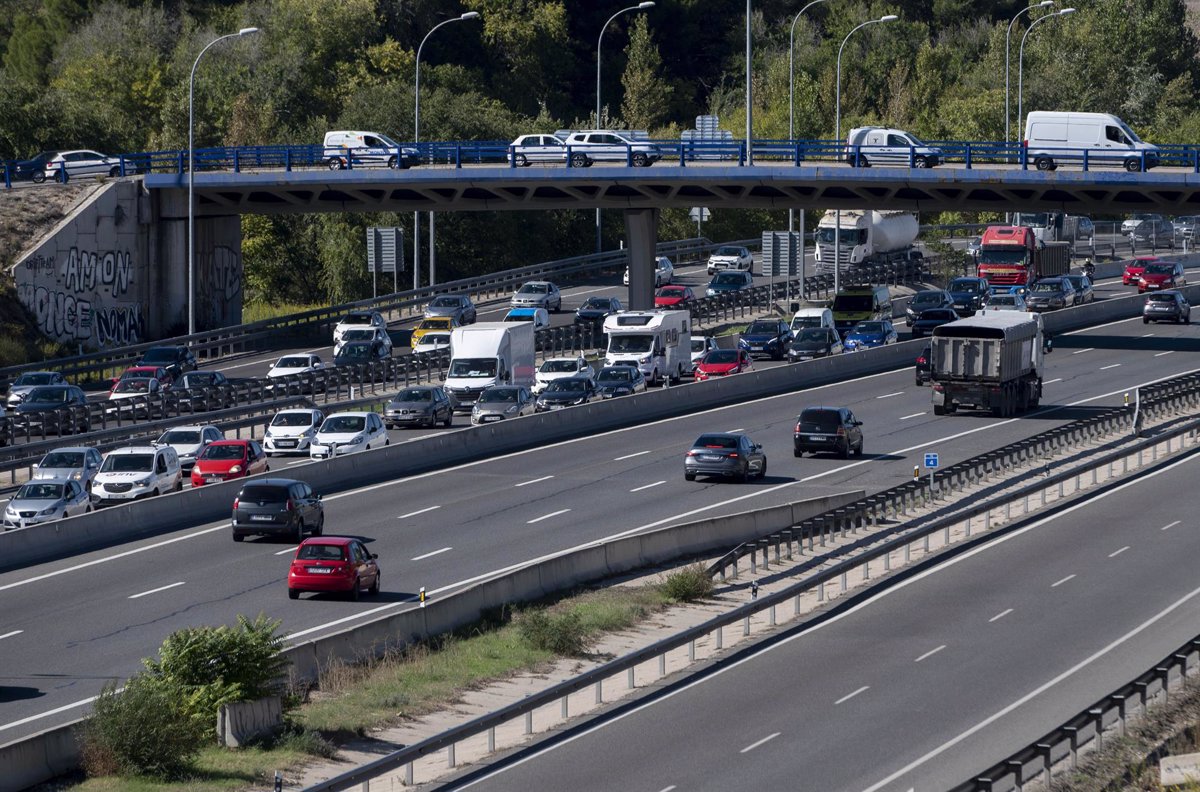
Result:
[1023, 112, 1160, 172]
[92, 446, 182, 506]
[789, 307, 836, 334]
[323, 131, 421, 171]
[845, 127, 943, 168]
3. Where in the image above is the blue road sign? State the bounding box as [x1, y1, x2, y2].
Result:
[924, 453, 939, 468]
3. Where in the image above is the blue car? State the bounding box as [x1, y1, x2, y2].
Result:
[738, 319, 793, 360]
[843, 320, 898, 351]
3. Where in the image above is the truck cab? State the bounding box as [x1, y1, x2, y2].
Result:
[603, 311, 691, 386]
[445, 322, 536, 412]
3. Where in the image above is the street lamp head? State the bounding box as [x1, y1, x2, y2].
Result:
[460, 12, 481, 20]
[879, 14, 899, 22]
[637, 1, 655, 8]
[1057, 7, 1076, 15]
[1036, 0, 1054, 6]
[238, 27, 259, 36]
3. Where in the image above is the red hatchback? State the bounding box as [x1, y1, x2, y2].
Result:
[654, 285, 695, 308]
[694, 349, 754, 381]
[1138, 260, 1186, 293]
[288, 536, 380, 600]
[190, 439, 269, 486]
[111, 365, 173, 391]
[1124, 256, 1164, 286]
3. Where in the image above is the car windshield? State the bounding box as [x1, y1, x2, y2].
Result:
[140, 349, 178, 364]
[694, 434, 738, 449]
[791, 317, 824, 330]
[1144, 264, 1174, 274]
[272, 411, 316, 427]
[343, 329, 375, 340]
[519, 283, 549, 294]
[1148, 293, 1178, 303]
[14, 373, 55, 386]
[798, 410, 841, 432]
[506, 313, 536, 322]
[448, 358, 496, 377]
[418, 334, 450, 346]
[691, 339, 709, 352]
[988, 296, 1017, 306]
[394, 389, 433, 402]
[658, 288, 687, 298]
[704, 350, 738, 364]
[430, 297, 460, 307]
[1031, 281, 1062, 293]
[100, 454, 153, 473]
[831, 295, 872, 311]
[480, 388, 519, 403]
[182, 373, 218, 387]
[39, 452, 84, 468]
[276, 357, 310, 368]
[851, 322, 885, 334]
[341, 314, 373, 325]
[239, 485, 288, 503]
[200, 444, 246, 461]
[159, 430, 200, 445]
[582, 298, 611, 308]
[597, 368, 633, 383]
[796, 329, 832, 343]
[16, 483, 65, 500]
[113, 379, 152, 393]
[298, 543, 347, 561]
[745, 321, 778, 334]
[26, 387, 70, 403]
[608, 334, 652, 354]
[911, 292, 944, 306]
[713, 273, 745, 285]
[321, 416, 366, 433]
[540, 360, 579, 373]
[949, 279, 982, 293]
[545, 379, 588, 393]
[336, 344, 372, 360]
[715, 247, 743, 256]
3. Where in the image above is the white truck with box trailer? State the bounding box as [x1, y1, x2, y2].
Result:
[815, 209, 920, 273]
[445, 322, 536, 412]
[930, 312, 1050, 418]
[603, 310, 691, 386]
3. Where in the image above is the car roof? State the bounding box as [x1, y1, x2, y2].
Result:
[159, 424, 216, 432]
[108, 446, 160, 455]
[276, 407, 321, 414]
[299, 535, 356, 546]
[42, 446, 93, 454]
[693, 432, 743, 439]
[324, 411, 369, 418]
[239, 478, 308, 489]
[208, 439, 251, 446]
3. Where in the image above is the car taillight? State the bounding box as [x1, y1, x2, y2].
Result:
[917, 356, 926, 364]
[794, 423, 802, 433]
[728, 453, 739, 458]
[286, 499, 294, 511]
[232, 498, 239, 509]
[686, 450, 697, 456]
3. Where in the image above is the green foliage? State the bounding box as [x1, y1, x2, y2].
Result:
[620, 15, 672, 130]
[83, 676, 208, 779]
[659, 563, 715, 603]
[516, 606, 591, 655]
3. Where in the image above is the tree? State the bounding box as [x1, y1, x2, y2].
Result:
[620, 15, 672, 131]
[3, 13, 55, 85]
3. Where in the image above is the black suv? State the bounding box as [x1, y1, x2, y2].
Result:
[232, 478, 324, 542]
[793, 407, 864, 459]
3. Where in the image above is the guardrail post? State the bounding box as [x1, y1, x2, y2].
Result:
[1089, 708, 1104, 752]
[448, 743, 456, 768]
[1062, 726, 1080, 769]
[406, 762, 414, 785]
[1035, 743, 1053, 785]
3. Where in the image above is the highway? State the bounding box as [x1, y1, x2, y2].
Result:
[0, 307, 1196, 744]
[437, 442, 1200, 792]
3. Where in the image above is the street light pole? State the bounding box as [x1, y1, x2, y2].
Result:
[188, 26, 258, 336]
[1018, 8, 1075, 145]
[1006, 1, 1053, 144]
[414, 11, 480, 290]
[745, 0, 753, 166]
[595, 2, 654, 253]
[788, 0, 830, 233]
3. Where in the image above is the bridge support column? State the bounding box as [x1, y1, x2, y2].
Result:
[624, 208, 659, 311]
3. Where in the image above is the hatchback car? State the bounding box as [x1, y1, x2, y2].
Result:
[843, 320, 897, 351]
[287, 536, 380, 600]
[574, 296, 622, 325]
[1123, 213, 1163, 235]
[509, 133, 567, 166]
[333, 341, 390, 367]
[113, 365, 173, 390]
[705, 270, 753, 297]
[534, 356, 595, 394]
[915, 345, 933, 386]
[695, 349, 754, 381]
[502, 307, 550, 330]
[1025, 278, 1078, 312]
[384, 386, 454, 429]
[310, 412, 389, 459]
[268, 354, 325, 378]
[982, 293, 1027, 312]
[335, 327, 392, 356]
[154, 424, 224, 473]
[6, 371, 67, 409]
[137, 345, 197, 379]
[1138, 261, 1186, 293]
[1062, 274, 1095, 303]
[594, 365, 647, 398]
[1143, 290, 1191, 324]
[654, 285, 695, 308]
[15, 385, 90, 433]
[333, 311, 387, 344]
[535, 376, 598, 411]
[946, 277, 990, 316]
[707, 246, 754, 274]
[471, 386, 535, 424]
[3, 479, 91, 529]
[623, 256, 674, 287]
[191, 439, 269, 487]
[684, 433, 767, 482]
[739, 319, 793, 360]
[905, 290, 954, 325]
[232, 478, 323, 543]
[1131, 219, 1175, 248]
[410, 316, 456, 346]
[909, 308, 960, 338]
[793, 407, 864, 458]
[423, 294, 477, 325]
[1124, 256, 1163, 286]
[263, 408, 324, 456]
[176, 370, 231, 410]
[511, 281, 562, 312]
[32, 446, 104, 491]
[787, 327, 844, 362]
[106, 377, 162, 418]
[412, 332, 452, 356]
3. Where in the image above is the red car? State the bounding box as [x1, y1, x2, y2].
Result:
[1124, 256, 1164, 286]
[190, 439, 269, 486]
[287, 536, 380, 600]
[111, 365, 173, 391]
[654, 285, 695, 308]
[694, 349, 754, 381]
[1138, 261, 1187, 293]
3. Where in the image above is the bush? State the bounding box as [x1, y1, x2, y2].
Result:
[659, 564, 714, 603]
[516, 607, 591, 655]
[82, 675, 207, 779]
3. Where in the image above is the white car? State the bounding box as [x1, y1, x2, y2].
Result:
[309, 411, 390, 460]
[503, 308, 551, 330]
[412, 332, 452, 356]
[31, 446, 104, 491]
[706, 246, 754, 275]
[36, 149, 122, 183]
[533, 356, 595, 394]
[263, 408, 324, 457]
[105, 377, 161, 416]
[154, 425, 224, 472]
[690, 336, 719, 371]
[268, 354, 325, 378]
[511, 281, 562, 312]
[509, 134, 567, 166]
[333, 311, 387, 344]
[624, 256, 674, 287]
[92, 445, 182, 506]
[981, 294, 1028, 312]
[3, 479, 91, 529]
[335, 327, 393, 356]
[562, 130, 661, 168]
[323, 130, 421, 170]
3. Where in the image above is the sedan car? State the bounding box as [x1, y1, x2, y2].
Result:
[14, 385, 90, 433]
[1131, 219, 1175, 248]
[190, 439, 269, 487]
[793, 406, 864, 458]
[738, 319, 793, 360]
[511, 281, 562, 312]
[288, 536, 380, 600]
[333, 311, 387, 344]
[534, 356, 595, 394]
[335, 327, 392, 356]
[509, 133, 567, 166]
[37, 149, 121, 182]
[6, 371, 67, 409]
[423, 294, 477, 325]
[915, 344, 933, 385]
[232, 478, 323, 543]
[384, 386, 454, 429]
[154, 424, 224, 473]
[535, 376, 598, 411]
[412, 332, 451, 356]
[1143, 290, 1191, 324]
[2, 479, 91, 529]
[706, 246, 753, 275]
[410, 316, 456, 346]
[787, 327, 844, 362]
[594, 365, 647, 398]
[684, 432, 767, 482]
[1062, 274, 1095, 303]
[908, 308, 960, 338]
[1138, 261, 1186, 293]
[1124, 256, 1163, 286]
[137, 345, 197, 379]
[1025, 278, 1078, 312]
[654, 285, 695, 308]
[263, 408, 325, 456]
[31, 446, 104, 491]
[310, 411, 389, 459]
[333, 340, 390, 367]
[112, 365, 173, 390]
[694, 349, 754, 381]
[843, 320, 898, 351]
[471, 386, 535, 424]
[574, 296, 622, 325]
[946, 276, 990, 316]
[268, 354, 325, 378]
[9, 150, 59, 182]
[623, 256, 674, 287]
[905, 289, 954, 325]
[982, 293, 1027, 312]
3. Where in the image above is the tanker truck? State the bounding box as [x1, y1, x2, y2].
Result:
[814, 210, 921, 274]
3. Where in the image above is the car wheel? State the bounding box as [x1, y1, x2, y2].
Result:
[838, 442, 850, 460]
[684, 472, 696, 481]
[296, 518, 305, 543]
[569, 152, 588, 168]
[854, 439, 864, 457]
[54, 169, 66, 183]
[174, 478, 183, 492]
[1143, 317, 1150, 324]
[327, 158, 345, 171]
[443, 412, 453, 427]
[387, 156, 399, 170]
[933, 404, 946, 416]
[758, 459, 767, 479]
[288, 588, 299, 600]
[32, 171, 46, 184]
[737, 466, 749, 483]
[794, 448, 802, 457]
[913, 155, 929, 168]
[515, 153, 529, 167]
[369, 571, 380, 595]
[349, 578, 361, 601]
[151, 488, 160, 497]
[1124, 158, 1143, 173]
[313, 513, 324, 536]
[631, 152, 648, 167]
[233, 533, 245, 542]
[916, 377, 923, 386]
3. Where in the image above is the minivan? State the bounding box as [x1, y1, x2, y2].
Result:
[789, 307, 837, 334]
[323, 131, 421, 170]
[830, 285, 892, 334]
[1023, 111, 1160, 172]
[92, 446, 182, 506]
[845, 126, 943, 168]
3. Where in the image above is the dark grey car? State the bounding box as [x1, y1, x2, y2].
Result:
[793, 407, 863, 458]
[684, 432, 767, 482]
[1026, 278, 1078, 312]
[1143, 290, 1191, 324]
[232, 478, 323, 542]
[385, 386, 454, 428]
[14, 385, 90, 433]
[575, 296, 623, 325]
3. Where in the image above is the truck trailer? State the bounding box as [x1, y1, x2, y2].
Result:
[445, 322, 536, 412]
[976, 225, 1070, 289]
[930, 312, 1050, 417]
[814, 210, 920, 273]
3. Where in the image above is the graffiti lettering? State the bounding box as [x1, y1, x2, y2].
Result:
[206, 246, 243, 302]
[94, 305, 144, 346]
[57, 248, 131, 297]
[31, 287, 92, 341]
[22, 254, 55, 278]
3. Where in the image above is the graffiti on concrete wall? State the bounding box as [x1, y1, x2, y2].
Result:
[16, 246, 142, 347]
[200, 246, 243, 326]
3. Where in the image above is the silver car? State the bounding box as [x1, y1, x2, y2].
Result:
[31, 446, 103, 491]
[154, 425, 224, 473]
[3, 479, 91, 529]
[511, 281, 562, 312]
[6, 371, 67, 409]
[424, 295, 477, 324]
[471, 386, 535, 425]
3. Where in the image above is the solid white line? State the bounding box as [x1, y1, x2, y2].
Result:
[288, 459, 310, 466]
[739, 732, 781, 753]
[1072, 348, 1094, 355]
[527, 509, 570, 524]
[876, 392, 904, 399]
[914, 645, 946, 663]
[899, 412, 925, 420]
[1142, 333, 1155, 337]
[1044, 378, 1063, 385]
[658, 787, 677, 792]
[275, 546, 299, 556]
[0, 693, 109, 733]
[630, 481, 666, 493]
[1109, 546, 1130, 558]
[1163, 520, 1181, 531]
[515, 475, 555, 488]
[1100, 364, 1122, 370]
[1156, 351, 1175, 357]
[836, 686, 869, 705]
[0, 630, 22, 641]
[614, 451, 651, 461]
[398, 505, 441, 519]
[1051, 574, 1076, 588]
[412, 547, 452, 561]
[989, 609, 1013, 623]
[726, 428, 745, 433]
[128, 581, 185, 599]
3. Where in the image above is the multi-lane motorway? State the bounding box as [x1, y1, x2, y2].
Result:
[1, 302, 1196, 746]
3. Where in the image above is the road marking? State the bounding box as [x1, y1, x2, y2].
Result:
[1109, 546, 1130, 558]
[288, 459, 310, 466]
[1163, 520, 1181, 531]
[412, 547, 452, 561]
[128, 581, 185, 599]
[739, 732, 781, 754]
[726, 428, 744, 433]
[915, 645, 945, 663]
[1156, 351, 1175, 357]
[0, 630, 22, 641]
[876, 392, 904, 399]
[630, 481, 666, 493]
[836, 686, 869, 705]
[614, 451, 651, 461]
[900, 412, 925, 420]
[1142, 333, 1155, 337]
[989, 609, 1013, 623]
[515, 475, 554, 488]
[657, 787, 677, 792]
[1051, 574, 1076, 588]
[1100, 364, 1122, 370]
[1072, 348, 1094, 355]
[1044, 378, 1063, 385]
[398, 505, 441, 519]
[527, 509, 570, 524]
[275, 546, 298, 556]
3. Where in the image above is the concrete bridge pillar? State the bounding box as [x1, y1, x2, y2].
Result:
[624, 207, 659, 311]
[154, 187, 243, 335]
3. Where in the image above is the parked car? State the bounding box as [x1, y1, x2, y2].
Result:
[705, 270, 754, 297]
[423, 294, 477, 325]
[1137, 261, 1187, 293]
[470, 386, 535, 424]
[1123, 213, 1164, 235]
[232, 478, 324, 543]
[267, 354, 325, 378]
[510, 281, 562, 311]
[31, 446, 104, 491]
[1131, 218, 1175, 248]
[793, 407, 863, 458]
[654, 285, 695, 308]
[1124, 256, 1164, 286]
[691, 336, 719, 372]
[574, 296, 622, 325]
[982, 292, 1027, 312]
[534, 356, 594, 394]
[623, 256, 674, 287]
[787, 327, 844, 362]
[915, 344, 933, 386]
[335, 327, 392, 356]
[946, 277, 990, 316]
[263, 408, 325, 457]
[323, 130, 420, 170]
[509, 133, 567, 166]
[37, 149, 122, 182]
[1143, 290, 1191, 324]
[287, 536, 380, 600]
[91, 445, 181, 506]
[1062, 274, 1095, 303]
[535, 376, 598, 411]
[384, 386, 454, 429]
[6, 371, 67, 409]
[412, 332, 452, 356]
[154, 424, 224, 473]
[594, 365, 647, 398]
[191, 439, 269, 487]
[562, 130, 660, 168]
[843, 320, 898, 351]
[694, 349, 754, 381]
[1025, 278, 1078, 312]
[14, 385, 90, 433]
[707, 245, 753, 274]
[3, 479, 91, 529]
[333, 311, 387, 345]
[909, 308, 960, 337]
[333, 340, 390, 367]
[683, 432, 767, 482]
[905, 290, 954, 325]
[137, 345, 197, 380]
[502, 307, 550, 330]
[410, 316, 457, 346]
[738, 319, 793, 360]
[310, 412, 389, 459]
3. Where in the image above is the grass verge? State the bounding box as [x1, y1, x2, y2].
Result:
[240, 302, 325, 325]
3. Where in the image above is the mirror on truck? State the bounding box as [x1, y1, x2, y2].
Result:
[1044, 336, 1054, 354]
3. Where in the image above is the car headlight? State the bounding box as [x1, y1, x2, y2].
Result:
[39, 506, 58, 516]
[264, 429, 274, 439]
[572, 397, 585, 405]
[5, 506, 16, 516]
[138, 476, 154, 487]
[738, 339, 749, 348]
[638, 355, 651, 364]
[229, 465, 242, 474]
[351, 435, 365, 444]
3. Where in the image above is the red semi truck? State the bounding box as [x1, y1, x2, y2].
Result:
[976, 225, 1071, 289]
